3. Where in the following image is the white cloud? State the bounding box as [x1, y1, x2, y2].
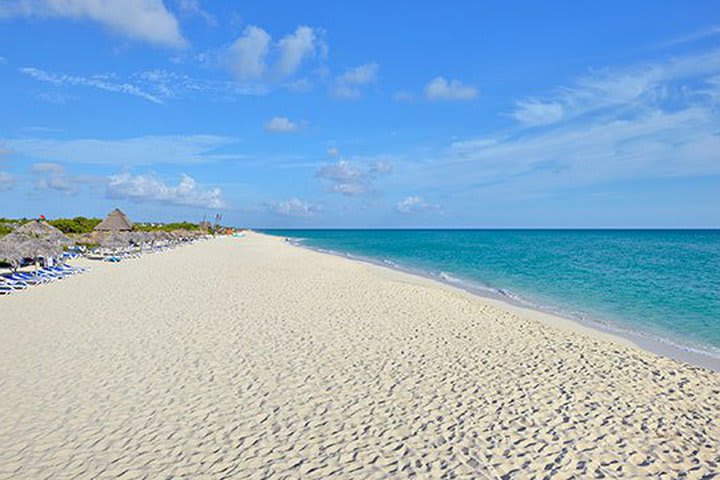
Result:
[316, 158, 392, 196]
[388, 49, 720, 205]
[31, 162, 64, 174]
[0, 56, 6, 64]
[134, 69, 268, 98]
[425, 77, 478, 101]
[107, 172, 226, 209]
[510, 48, 720, 126]
[0, 171, 15, 191]
[700, 75, 720, 103]
[264, 116, 299, 133]
[396, 196, 436, 214]
[332, 63, 379, 99]
[0, 0, 187, 48]
[226, 25, 271, 80]
[7, 134, 240, 166]
[31, 162, 101, 194]
[176, 0, 216, 26]
[435, 106, 720, 193]
[21, 67, 163, 103]
[268, 197, 319, 217]
[327, 147, 339, 157]
[222, 25, 326, 84]
[277, 26, 326, 77]
[659, 25, 720, 48]
[21, 67, 269, 103]
[512, 100, 564, 126]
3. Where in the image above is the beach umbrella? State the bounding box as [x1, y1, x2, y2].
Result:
[101, 232, 130, 250]
[14, 238, 62, 259]
[94, 208, 134, 232]
[127, 231, 152, 247]
[172, 229, 191, 241]
[0, 241, 22, 269]
[15, 220, 74, 247]
[153, 231, 172, 242]
[76, 230, 107, 245]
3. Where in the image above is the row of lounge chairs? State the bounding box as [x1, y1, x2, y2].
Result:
[1, 235, 211, 295]
[0, 262, 88, 295]
[86, 236, 207, 263]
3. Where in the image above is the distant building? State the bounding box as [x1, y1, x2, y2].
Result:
[94, 208, 133, 232]
[199, 220, 212, 231]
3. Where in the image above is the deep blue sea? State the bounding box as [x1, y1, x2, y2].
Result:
[262, 230, 720, 358]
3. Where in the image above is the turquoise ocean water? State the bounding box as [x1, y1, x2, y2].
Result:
[263, 230, 720, 359]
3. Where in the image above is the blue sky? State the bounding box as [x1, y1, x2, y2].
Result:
[0, 1, 719, 227]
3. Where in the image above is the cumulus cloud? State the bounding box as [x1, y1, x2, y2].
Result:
[316, 158, 392, 196]
[0, 0, 187, 48]
[31, 162, 101, 194]
[264, 116, 299, 133]
[268, 197, 319, 217]
[32, 162, 76, 193]
[277, 26, 326, 77]
[425, 77, 478, 101]
[107, 172, 226, 209]
[223, 25, 326, 83]
[396, 196, 436, 214]
[332, 63, 379, 99]
[0, 171, 15, 191]
[225, 26, 271, 80]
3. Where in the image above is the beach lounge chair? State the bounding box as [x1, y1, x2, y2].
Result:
[0, 276, 29, 290]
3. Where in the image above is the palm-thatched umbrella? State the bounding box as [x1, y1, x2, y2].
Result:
[6, 237, 63, 272]
[76, 230, 107, 246]
[101, 232, 131, 251]
[14, 238, 62, 259]
[152, 231, 172, 243]
[0, 241, 22, 270]
[15, 220, 74, 247]
[94, 209, 133, 232]
[127, 231, 151, 247]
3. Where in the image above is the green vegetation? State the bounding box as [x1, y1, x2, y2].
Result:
[133, 222, 201, 232]
[0, 217, 209, 238]
[48, 217, 102, 234]
[0, 217, 27, 237]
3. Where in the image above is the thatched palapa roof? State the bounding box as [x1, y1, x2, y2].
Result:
[95, 209, 133, 232]
[15, 220, 74, 247]
[101, 232, 131, 250]
[0, 242, 22, 267]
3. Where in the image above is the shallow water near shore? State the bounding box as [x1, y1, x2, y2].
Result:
[263, 229, 720, 363]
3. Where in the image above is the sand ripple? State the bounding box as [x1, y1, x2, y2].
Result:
[1, 234, 719, 478]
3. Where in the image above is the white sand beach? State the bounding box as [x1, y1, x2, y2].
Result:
[1, 232, 719, 479]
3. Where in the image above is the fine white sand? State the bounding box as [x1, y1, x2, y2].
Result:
[1, 233, 719, 478]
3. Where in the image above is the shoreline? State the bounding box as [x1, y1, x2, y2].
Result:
[267, 232, 720, 372]
[2, 233, 719, 478]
